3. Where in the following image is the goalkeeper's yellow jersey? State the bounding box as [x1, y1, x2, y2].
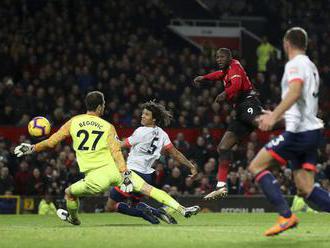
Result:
[35, 113, 127, 173]
[70, 114, 117, 172]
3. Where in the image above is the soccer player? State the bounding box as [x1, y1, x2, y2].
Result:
[14, 91, 200, 225]
[193, 48, 263, 199]
[248, 27, 328, 236]
[105, 101, 198, 224]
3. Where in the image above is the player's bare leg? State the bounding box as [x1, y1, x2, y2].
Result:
[249, 148, 298, 236]
[105, 197, 117, 212]
[293, 169, 315, 198]
[204, 131, 238, 200]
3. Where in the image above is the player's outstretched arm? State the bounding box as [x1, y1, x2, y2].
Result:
[166, 146, 198, 179]
[193, 71, 225, 87]
[108, 125, 133, 192]
[107, 125, 128, 173]
[14, 119, 72, 157]
[214, 91, 227, 103]
[193, 76, 204, 87]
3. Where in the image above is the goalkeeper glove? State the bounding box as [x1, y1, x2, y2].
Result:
[14, 143, 35, 157]
[120, 170, 134, 193]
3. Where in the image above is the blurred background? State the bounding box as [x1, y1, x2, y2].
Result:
[0, 0, 330, 214]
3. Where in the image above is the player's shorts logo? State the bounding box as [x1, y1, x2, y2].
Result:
[266, 135, 285, 148]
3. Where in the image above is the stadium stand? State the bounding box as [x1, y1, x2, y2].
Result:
[0, 0, 330, 200]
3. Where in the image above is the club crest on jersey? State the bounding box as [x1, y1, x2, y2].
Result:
[224, 81, 232, 88]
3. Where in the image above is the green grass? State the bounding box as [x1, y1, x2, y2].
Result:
[0, 213, 329, 248]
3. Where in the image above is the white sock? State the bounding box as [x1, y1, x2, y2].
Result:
[216, 181, 226, 188]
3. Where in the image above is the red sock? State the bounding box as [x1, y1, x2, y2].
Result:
[217, 160, 230, 182]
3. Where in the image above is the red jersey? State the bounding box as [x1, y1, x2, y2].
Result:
[202, 59, 253, 102]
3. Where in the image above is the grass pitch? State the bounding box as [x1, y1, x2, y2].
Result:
[0, 213, 329, 248]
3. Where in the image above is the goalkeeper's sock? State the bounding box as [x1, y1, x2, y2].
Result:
[117, 202, 143, 217]
[66, 195, 80, 220]
[256, 170, 292, 218]
[163, 206, 177, 215]
[149, 187, 185, 215]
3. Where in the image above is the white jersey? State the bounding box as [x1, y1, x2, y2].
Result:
[281, 54, 324, 132]
[124, 126, 173, 174]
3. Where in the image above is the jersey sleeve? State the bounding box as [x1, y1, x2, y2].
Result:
[286, 62, 304, 83]
[125, 127, 143, 147]
[203, 70, 225, 81]
[162, 132, 174, 151]
[34, 119, 72, 152]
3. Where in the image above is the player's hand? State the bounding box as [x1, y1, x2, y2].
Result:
[215, 92, 227, 103]
[261, 109, 272, 115]
[120, 170, 134, 193]
[14, 143, 35, 157]
[193, 76, 204, 87]
[257, 111, 276, 131]
[188, 163, 198, 180]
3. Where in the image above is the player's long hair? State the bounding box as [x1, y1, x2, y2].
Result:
[142, 101, 173, 128]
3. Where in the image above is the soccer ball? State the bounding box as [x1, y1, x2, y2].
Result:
[28, 116, 51, 137]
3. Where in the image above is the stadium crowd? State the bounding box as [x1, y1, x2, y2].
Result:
[1, 0, 330, 198]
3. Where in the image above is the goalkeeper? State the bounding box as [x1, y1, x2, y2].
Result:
[14, 91, 200, 225]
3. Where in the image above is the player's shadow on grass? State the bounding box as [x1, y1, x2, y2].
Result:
[93, 224, 153, 227]
[57, 224, 151, 228]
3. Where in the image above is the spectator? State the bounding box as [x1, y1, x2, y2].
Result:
[189, 136, 209, 168]
[173, 133, 190, 154]
[203, 159, 217, 186]
[165, 167, 184, 193]
[154, 162, 166, 188]
[27, 168, 44, 196]
[256, 36, 275, 72]
[183, 177, 197, 196]
[0, 167, 14, 195]
[14, 161, 32, 195]
[197, 176, 212, 195]
[227, 172, 241, 195]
